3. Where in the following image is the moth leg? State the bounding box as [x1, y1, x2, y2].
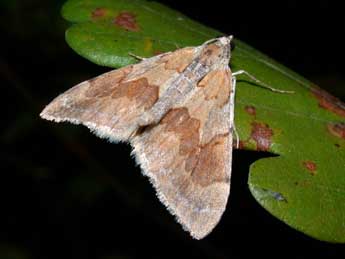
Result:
[128, 52, 146, 61]
[232, 121, 240, 149]
[174, 42, 181, 49]
[232, 70, 294, 94]
[230, 74, 240, 149]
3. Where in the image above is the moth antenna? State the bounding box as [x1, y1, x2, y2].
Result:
[202, 37, 219, 46]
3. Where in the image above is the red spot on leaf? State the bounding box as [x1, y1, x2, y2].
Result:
[327, 122, 345, 139]
[114, 11, 140, 32]
[302, 160, 317, 175]
[91, 7, 107, 18]
[245, 105, 256, 116]
[251, 122, 273, 151]
[311, 86, 345, 117]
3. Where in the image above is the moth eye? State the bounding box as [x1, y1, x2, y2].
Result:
[230, 41, 236, 51]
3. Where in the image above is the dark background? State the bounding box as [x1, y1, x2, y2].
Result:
[1, 0, 345, 258]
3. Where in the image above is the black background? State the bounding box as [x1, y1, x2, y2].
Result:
[1, 0, 345, 258]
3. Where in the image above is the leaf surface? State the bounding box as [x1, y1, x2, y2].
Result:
[62, 0, 345, 243]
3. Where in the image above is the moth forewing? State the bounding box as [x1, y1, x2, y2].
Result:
[41, 36, 236, 239]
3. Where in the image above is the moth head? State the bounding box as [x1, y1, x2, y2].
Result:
[200, 35, 233, 67]
[218, 35, 233, 46]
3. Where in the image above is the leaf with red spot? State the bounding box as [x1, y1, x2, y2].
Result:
[62, 0, 345, 243]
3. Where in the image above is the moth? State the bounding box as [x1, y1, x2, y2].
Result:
[40, 36, 290, 239]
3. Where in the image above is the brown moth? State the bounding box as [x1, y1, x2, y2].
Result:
[40, 36, 288, 239]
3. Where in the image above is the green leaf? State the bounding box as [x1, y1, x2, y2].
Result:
[62, 0, 345, 243]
